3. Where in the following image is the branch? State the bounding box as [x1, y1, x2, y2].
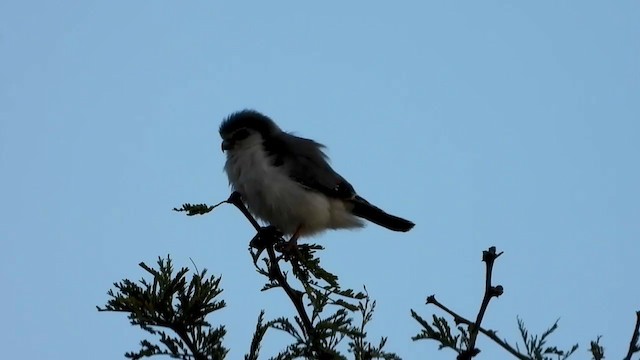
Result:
[624, 311, 640, 360]
[459, 246, 504, 359]
[426, 295, 528, 360]
[225, 193, 315, 342]
[416, 248, 579, 360]
[267, 242, 314, 337]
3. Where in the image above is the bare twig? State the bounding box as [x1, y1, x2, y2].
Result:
[264, 244, 314, 337]
[426, 295, 529, 360]
[459, 246, 504, 359]
[226, 192, 261, 231]
[624, 311, 640, 360]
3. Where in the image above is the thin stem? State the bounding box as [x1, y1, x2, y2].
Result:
[462, 247, 503, 359]
[226, 192, 261, 230]
[624, 311, 640, 360]
[266, 245, 314, 337]
[173, 326, 207, 360]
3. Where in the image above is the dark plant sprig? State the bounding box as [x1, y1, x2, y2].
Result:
[244, 311, 268, 360]
[411, 312, 465, 355]
[514, 318, 578, 360]
[173, 203, 219, 216]
[350, 292, 402, 360]
[98, 256, 227, 360]
[589, 336, 604, 360]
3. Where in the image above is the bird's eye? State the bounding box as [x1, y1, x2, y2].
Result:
[232, 129, 250, 141]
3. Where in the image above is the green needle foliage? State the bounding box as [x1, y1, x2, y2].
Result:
[97, 256, 228, 360]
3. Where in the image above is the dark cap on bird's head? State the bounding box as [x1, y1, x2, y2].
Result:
[219, 110, 281, 139]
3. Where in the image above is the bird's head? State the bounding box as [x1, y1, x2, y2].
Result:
[219, 110, 281, 152]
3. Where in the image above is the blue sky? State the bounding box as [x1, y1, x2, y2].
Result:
[1, 1, 638, 359]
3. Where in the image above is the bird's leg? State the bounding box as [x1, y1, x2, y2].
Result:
[289, 225, 302, 245]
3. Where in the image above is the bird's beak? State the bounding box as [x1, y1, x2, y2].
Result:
[221, 140, 232, 152]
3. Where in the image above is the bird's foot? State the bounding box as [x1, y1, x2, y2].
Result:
[251, 225, 282, 247]
[249, 226, 284, 263]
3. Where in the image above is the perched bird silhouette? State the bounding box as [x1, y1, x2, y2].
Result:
[220, 110, 414, 242]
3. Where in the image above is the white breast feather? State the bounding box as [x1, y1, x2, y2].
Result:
[224, 143, 363, 236]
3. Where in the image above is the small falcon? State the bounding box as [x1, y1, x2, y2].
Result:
[219, 110, 414, 242]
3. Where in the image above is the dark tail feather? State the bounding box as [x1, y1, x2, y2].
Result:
[351, 196, 415, 232]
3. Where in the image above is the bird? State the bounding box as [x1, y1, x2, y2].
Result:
[219, 109, 414, 243]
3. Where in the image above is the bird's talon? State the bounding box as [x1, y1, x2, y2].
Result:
[250, 225, 284, 250]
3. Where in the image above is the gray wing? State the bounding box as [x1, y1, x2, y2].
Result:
[263, 132, 356, 199]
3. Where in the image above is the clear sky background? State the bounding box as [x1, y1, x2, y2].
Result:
[1, 1, 638, 359]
